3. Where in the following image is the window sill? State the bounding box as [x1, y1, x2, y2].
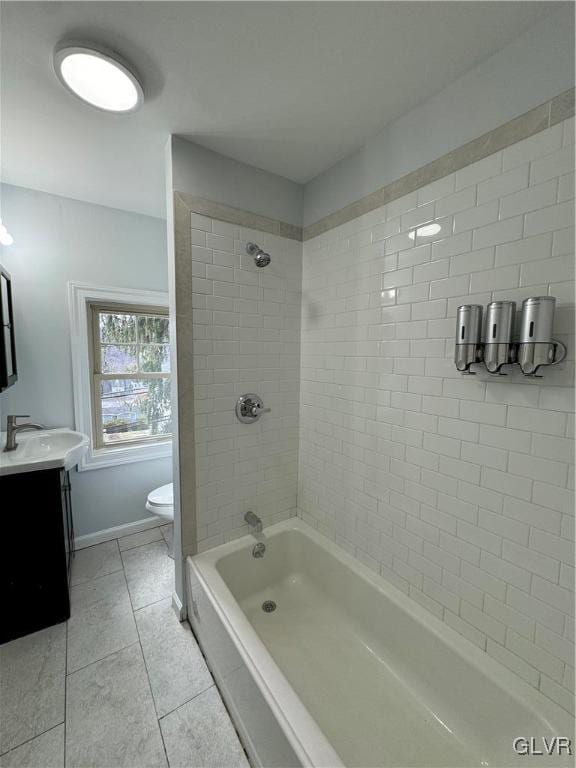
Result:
[78, 437, 172, 472]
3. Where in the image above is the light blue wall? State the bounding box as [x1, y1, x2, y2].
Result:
[0, 184, 172, 536]
[171, 137, 303, 226]
[303, 6, 575, 225]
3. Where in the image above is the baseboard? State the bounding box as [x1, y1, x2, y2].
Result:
[75, 516, 164, 550]
[172, 591, 186, 622]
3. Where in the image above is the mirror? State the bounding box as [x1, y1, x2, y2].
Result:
[0, 265, 17, 391]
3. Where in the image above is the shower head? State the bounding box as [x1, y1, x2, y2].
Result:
[246, 242, 271, 268]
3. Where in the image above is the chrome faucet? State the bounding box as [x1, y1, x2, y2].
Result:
[244, 510, 262, 534]
[4, 415, 45, 452]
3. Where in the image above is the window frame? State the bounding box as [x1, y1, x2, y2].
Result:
[89, 301, 171, 450]
[68, 282, 172, 471]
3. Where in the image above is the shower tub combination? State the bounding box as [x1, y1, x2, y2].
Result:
[187, 519, 573, 768]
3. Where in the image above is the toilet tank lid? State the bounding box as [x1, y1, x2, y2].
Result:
[147, 483, 173, 507]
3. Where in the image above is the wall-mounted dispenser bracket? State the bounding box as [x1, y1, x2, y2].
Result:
[516, 339, 567, 377]
[455, 344, 484, 375]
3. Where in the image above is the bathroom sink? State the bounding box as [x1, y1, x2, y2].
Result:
[0, 428, 89, 476]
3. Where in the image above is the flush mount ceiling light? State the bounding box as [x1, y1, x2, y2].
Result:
[53, 45, 143, 113]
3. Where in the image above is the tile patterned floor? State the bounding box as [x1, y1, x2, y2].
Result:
[0, 525, 249, 768]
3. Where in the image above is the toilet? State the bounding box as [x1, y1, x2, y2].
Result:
[146, 483, 174, 557]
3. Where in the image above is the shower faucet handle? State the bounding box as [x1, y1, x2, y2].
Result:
[250, 403, 271, 417]
[235, 394, 271, 423]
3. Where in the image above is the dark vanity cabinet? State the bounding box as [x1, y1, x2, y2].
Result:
[1, 468, 74, 644]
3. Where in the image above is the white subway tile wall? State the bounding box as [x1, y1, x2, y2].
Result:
[298, 118, 575, 713]
[189, 217, 302, 551]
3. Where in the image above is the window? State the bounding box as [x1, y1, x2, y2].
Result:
[89, 303, 172, 448]
[68, 283, 172, 471]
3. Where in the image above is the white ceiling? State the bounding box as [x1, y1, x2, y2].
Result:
[1, 2, 559, 219]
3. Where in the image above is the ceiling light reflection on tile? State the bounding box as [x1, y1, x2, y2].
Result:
[408, 222, 442, 241]
[379, 289, 397, 306]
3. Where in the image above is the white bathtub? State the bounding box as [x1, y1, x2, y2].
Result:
[187, 519, 573, 768]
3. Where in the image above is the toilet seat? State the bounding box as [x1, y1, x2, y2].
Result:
[146, 482, 174, 521]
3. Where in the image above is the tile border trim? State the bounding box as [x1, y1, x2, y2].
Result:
[173, 191, 303, 241]
[174, 88, 574, 244]
[303, 87, 575, 241]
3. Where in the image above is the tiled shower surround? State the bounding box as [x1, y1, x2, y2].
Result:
[188, 215, 302, 551]
[298, 117, 575, 713]
[179, 116, 574, 714]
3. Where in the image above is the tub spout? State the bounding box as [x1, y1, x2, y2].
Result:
[244, 510, 262, 534]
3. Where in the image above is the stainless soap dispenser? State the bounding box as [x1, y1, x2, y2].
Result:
[483, 301, 516, 375]
[455, 305, 483, 374]
[517, 297, 566, 377]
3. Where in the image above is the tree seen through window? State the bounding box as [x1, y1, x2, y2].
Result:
[91, 305, 171, 447]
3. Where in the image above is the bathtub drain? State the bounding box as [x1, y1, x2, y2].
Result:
[262, 600, 277, 613]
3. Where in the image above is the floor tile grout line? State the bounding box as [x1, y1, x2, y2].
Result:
[159, 525, 173, 547]
[65, 640, 141, 678]
[66, 536, 178, 766]
[118, 536, 227, 762]
[66, 543, 138, 678]
[0, 722, 66, 759]
[63, 617, 68, 768]
[132, 594, 175, 615]
[70, 538, 123, 588]
[70, 565, 124, 589]
[71, 539, 120, 553]
[72, 535, 168, 593]
[76, 528, 171, 554]
[2, 616, 69, 755]
[118, 533, 165, 554]
[155, 598, 250, 764]
[121, 553, 172, 767]
[183, 618, 251, 765]
[119, 536, 169, 563]
[3, 537, 176, 765]
[156, 682, 217, 722]
[119, 542, 162, 554]
[66, 549, 141, 766]
[119, 535, 171, 614]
